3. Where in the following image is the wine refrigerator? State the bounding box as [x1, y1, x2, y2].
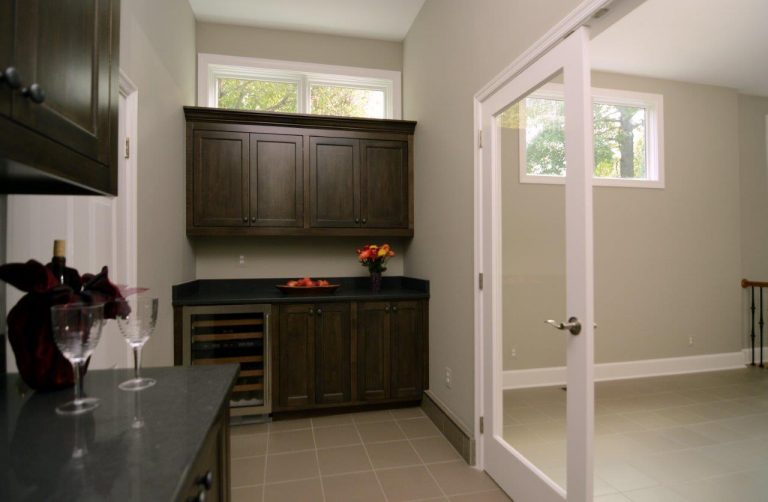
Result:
[181, 304, 271, 416]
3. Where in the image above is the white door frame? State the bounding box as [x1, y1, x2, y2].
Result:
[118, 70, 139, 369]
[473, 6, 624, 476]
[473, 0, 631, 483]
[476, 26, 595, 501]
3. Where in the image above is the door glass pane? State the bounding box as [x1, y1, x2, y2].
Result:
[217, 78, 298, 113]
[499, 70, 568, 491]
[310, 84, 385, 118]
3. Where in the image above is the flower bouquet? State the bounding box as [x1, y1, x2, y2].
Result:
[356, 244, 395, 292]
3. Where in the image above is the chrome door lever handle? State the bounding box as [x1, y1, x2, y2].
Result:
[545, 317, 582, 335]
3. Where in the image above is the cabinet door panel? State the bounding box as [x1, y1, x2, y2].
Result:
[356, 302, 390, 401]
[315, 303, 351, 404]
[193, 131, 249, 227]
[361, 140, 408, 228]
[0, 0, 12, 117]
[310, 137, 360, 227]
[13, 0, 114, 163]
[277, 304, 315, 409]
[390, 301, 423, 399]
[250, 134, 303, 227]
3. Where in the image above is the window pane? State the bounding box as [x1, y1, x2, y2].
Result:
[310, 85, 385, 118]
[524, 97, 566, 176]
[593, 103, 646, 179]
[217, 78, 298, 113]
[517, 96, 649, 179]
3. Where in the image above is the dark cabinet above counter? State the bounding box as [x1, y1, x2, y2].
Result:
[0, 0, 120, 195]
[185, 107, 416, 237]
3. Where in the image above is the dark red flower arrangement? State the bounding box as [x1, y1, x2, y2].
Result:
[0, 260, 128, 391]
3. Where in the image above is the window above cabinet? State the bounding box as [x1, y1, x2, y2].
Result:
[198, 54, 401, 120]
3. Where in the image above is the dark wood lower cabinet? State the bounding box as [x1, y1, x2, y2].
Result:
[276, 304, 315, 409]
[390, 301, 424, 399]
[273, 299, 427, 414]
[357, 302, 391, 401]
[315, 303, 351, 404]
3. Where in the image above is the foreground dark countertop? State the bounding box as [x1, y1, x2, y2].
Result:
[172, 276, 430, 306]
[0, 365, 238, 502]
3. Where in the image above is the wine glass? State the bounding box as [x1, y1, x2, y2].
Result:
[50, 303, 105, 415]
[115, 297, 158, 391]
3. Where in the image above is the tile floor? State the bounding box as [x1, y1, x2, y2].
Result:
[230, 407, 510, 501]
[503, 367, 768, 501]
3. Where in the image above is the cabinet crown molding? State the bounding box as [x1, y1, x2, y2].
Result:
[184, 106, 416, 135]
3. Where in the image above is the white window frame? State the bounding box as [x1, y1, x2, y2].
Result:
[519, 83, 665, 188]
[197, 53, 402, 119]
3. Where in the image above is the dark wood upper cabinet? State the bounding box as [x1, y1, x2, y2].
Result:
[0, 0, 120, 195]
[185, 107, 416, 237]
[193, 131, 249, 227]
[314, 303, 351, 404]
[310, 137, 360, 228]
[14, 0, 112, 164]
[356, 302, 391, 402]
[361, 140, 409, 228]
[276, 304, 315, 409]
[250, 134, 303, 227]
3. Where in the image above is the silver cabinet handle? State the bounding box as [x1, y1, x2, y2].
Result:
[545, 317, 581, 335]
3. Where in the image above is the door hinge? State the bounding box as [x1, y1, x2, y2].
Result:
[478, 273, 484, 290]
[479, 416, 484, 434]
[124, 137, 130, 159]
[477, 130, 483, 149]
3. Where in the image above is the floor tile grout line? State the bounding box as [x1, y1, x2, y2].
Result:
[393, 416, 451, 499]
[352, 411, 392, 502]
[310, 420, 328, 502]
[260, 421, 270, 502]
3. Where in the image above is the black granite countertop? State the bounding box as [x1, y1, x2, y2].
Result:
[0, 365, 238, 502]
[172, 276, 429, 306]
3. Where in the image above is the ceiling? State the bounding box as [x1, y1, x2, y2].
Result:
[591, 0, 768, 96]
[188, 0, 426, 41]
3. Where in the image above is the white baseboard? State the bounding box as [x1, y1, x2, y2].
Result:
[742, 347, 768, 366]
[503, 351, 747, 389]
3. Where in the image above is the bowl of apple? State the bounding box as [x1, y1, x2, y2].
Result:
[275, 277, 340, 296]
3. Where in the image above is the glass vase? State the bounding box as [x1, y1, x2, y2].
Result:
[370, 271, 382, 293]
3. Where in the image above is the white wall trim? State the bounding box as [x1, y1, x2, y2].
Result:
[503, 352, 746, 389]
[743, 346, 768, 366]
[197, 53, 402, 119]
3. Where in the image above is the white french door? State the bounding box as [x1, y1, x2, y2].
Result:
[478, 27, 595, 501]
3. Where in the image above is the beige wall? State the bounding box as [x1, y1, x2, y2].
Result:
[120, 0, 196, 366]
[502, 72, 744, 370]
[196, 22, 403, 72]
[194, 237, 405, 279]
[738, 94, 768, 282]
[193, 23, 406, 282]
[402, 0, 581, 430]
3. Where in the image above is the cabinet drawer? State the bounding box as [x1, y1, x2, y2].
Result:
[180, 412, 227, 502]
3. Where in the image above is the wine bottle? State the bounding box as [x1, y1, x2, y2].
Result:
[46, 240, 78, 288]
[49, 239, 66, 285]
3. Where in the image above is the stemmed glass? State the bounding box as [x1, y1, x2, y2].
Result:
[116, 297, 158, 391]
[50, 303, 105, 415]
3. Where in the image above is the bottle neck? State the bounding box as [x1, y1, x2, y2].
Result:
[51, 256, 66, 284]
